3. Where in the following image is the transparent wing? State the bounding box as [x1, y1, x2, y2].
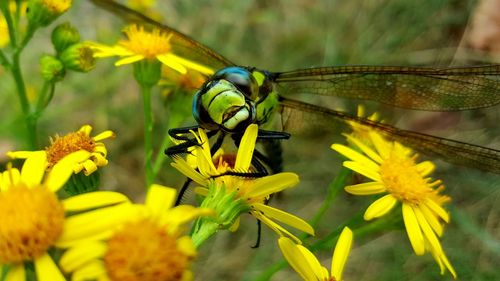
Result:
[273, 65, 500, 111]
[278, 96, 500, 174]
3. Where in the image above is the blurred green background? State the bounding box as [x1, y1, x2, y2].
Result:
[1, 0, 499, 280]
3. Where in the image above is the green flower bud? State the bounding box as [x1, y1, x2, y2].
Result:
[51, 22, 80, 53]
[40, 55, 65, 82]
[27, 0, 72, 28]
[133, 59, 162, 87]
[59, 43, 96, 72]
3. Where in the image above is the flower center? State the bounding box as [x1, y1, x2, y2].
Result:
[46, 131, 95, 168]
[104, 219, 190, 281]
[0, 185, 65, 263]
[379, 154, 433, 204]
[120, 25, 173, 59]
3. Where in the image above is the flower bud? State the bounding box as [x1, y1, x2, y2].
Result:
[59, 43, 95, 72]
[51, 22, 80, 53]
[40, 55, 65, 82]
[27, 0, 72, 27]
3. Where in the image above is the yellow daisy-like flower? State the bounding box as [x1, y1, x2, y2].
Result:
[331, 131, 456, 278]
[0, 151, 131, 281]
[279, 227, 353, 281]
[59, 184, 213, 281]
[8, 124, 115, 176]
[90, 24, 214, 76]
[171, 124, 314, 244]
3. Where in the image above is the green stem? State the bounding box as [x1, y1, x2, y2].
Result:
[35, 80, 54, 113]
[141, 84, 154, 189]
[0, 50, 10, 68]
[309, 167, 351, 228]
[11, 50, 37, 148]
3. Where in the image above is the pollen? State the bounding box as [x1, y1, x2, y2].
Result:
[120, 25, 173, 59]
[0, 185, 65, 263]
[379, 154, 433, 204]
[104, 218, 190, 281]
[46, 131, 95, 168]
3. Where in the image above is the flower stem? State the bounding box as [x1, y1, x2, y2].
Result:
[141, 84, 154, 189]
[11, 50, 37, 149]
[309, 166, 351, 228]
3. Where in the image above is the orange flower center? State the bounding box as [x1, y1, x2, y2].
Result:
[45, 131, 95, 168]
[104, 219, 190, 281]
[120, 25, 173, 59]
[0, 185, 65, 263]
[379, 154, 433, 204]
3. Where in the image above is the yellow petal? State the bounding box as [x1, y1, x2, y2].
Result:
[145, 184, 176, 217]
[166, 53, 214, 75]
[234, 124, 258, 171]
[245, 173, 299, 198]
[1, 167, 21, 191]
[160, 206, 214, 231]
[416, 160, 435, 176]
[345, 134, 384, 164]
[345, 181, 386, 195]
[331, 227, 353, 281]
[297, 244, 329, 280]
[59, 241, 107, 272]
[157, 54, 187, 74]
[413, 206, 443, 254]
[5, 264, 26, 281]
[331, 143, 380, 171]
[72, 260, 106, 281]
[177, 236, 197, 258]
[425, 198, 450, 223]
[402, 203, 425, 255]
[63, 191, 130, 211]
[82, 160, 98, 175]
[92, 130, 115, 141]
[45, 150, 91, 192]
[278, 237, 317, 281]
[254, 212, 301, 244]
[58, 204, 138, 247]
[419, 203, 444, 236]
[115, 54, 144, 66]
[364, 194, 397, 220]
[79, 124, 92, 135]
[343, 161, 381, 182]
[171, 157, 208, 186]
[253, 203, 314, 235]
[20, 151, 47, 186]
[6, 150, 36, 159]
[34, 253, 66, 281]
[369, 131, 391, 159]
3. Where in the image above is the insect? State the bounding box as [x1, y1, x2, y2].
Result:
[90, 0, 500, 177]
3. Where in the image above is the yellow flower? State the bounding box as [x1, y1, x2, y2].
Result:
[331, 131, 456, 278]
[59, 184, 213, 281]
[89, 24, 214, 76]
[0, 151, 130, 281]
[171, 124, 314, 244]
[8, 124, 115, 176]
[279, 227, 353, 281]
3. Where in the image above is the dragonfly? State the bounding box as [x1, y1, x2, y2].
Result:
[90, 0, 500, 178]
